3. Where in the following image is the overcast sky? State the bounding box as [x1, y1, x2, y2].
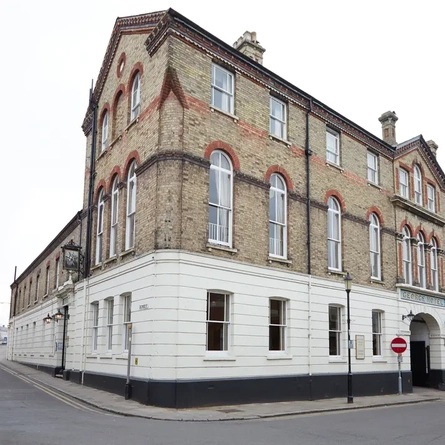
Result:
[0, 0, 443, 325]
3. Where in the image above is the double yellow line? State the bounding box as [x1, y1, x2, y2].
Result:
[0, 364, 114, 416]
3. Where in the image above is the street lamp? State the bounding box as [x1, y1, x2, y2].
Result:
[344, 271, 353, 404]
[43, 313, 53, 324]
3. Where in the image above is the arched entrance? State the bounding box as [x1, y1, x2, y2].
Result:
[409, 312, 441, 387]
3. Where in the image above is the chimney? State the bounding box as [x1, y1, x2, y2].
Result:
[378, 111, 398, 145]
[233, 31, 265, 65]
[427, 140, 438, 157]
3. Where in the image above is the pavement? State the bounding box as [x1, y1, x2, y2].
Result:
[0, 353, 443, 422]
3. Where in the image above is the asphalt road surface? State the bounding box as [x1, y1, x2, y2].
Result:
[1, 358, 445, 445]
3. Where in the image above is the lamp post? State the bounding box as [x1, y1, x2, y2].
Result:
[344, 271, 353, 404]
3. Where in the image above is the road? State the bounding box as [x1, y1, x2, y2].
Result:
[1, 354, 444, 445]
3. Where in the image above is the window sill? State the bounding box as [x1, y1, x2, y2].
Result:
[125, 117, 139, 133]
[329, 357, 347, 363]
[104, 256, 118, 265]
[210, 106, 239, 123]
[100, 355, 113, 360]
[203, 355, 236, 361]
[327, 269, 346, 276]
[206, 243, 237, 255]
[115, 355, 128, 360]
[372, 358, 387, 363]
[326, 161, 344, 172]
[43, 293, 48, 299]
[370, 278, 384, 285]
[268, 256, 292, 265]
[268, 134, 291, 148]
[86, 355, 98, 359]
[97, 148, 108, 160]
[109, 134, 122, 149]
[367, 181, 383, 191]
[120, 249, 135, 259]
[267, 354, 292, 360]
[90, 264, 102, 272]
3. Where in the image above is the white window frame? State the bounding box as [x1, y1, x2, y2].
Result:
[269, 299, 287, 352]
[326, 129, 340, 165]
[417, 232, 426, 288]
[101, 110, 108, 152]
[92, 302, 99, 352]
[211, 64, 234, 114]
[402, 227, 412, 285]
[414, 165, 423, 205]
[269, 97, 287, 140]
[35, 274, 40, 302]
[372, 311, 383, 357]
[106, 298, 114, 352]
[427, 184, 436, 212]
[95, 189, 104, 265]
[431, 238, 439, 292]
[206, 292, 230, 352]
[122, 295, 132, 351]
[208, 151, 233, 247]
[399, 168, 409, 198]
[367, 151, 379, 184]
[369, 213, 381, 280]
[55, 258, 60, 289]
[110, 177, 119, 257]
[269, 174, 287, 258]
[125, 161, 137, 250]
[329, 305, 342, 357]
[45, 266, 50, 296]
[130, 72, 141, 121]
[327, 197, 341, 271]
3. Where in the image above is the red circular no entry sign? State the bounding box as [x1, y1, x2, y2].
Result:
[391, 337, 407, 354]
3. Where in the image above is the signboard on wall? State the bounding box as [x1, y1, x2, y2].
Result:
[355, 335, 365, 359]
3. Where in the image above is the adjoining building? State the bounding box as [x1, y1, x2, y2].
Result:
[7, 8, 445, 408]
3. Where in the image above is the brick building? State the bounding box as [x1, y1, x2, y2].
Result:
[7, 9, 445, 407]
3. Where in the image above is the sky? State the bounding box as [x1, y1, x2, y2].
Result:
[0, 0, 443, 325]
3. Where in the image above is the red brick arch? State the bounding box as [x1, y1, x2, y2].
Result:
[324, 190, 346, 212]
[128, 62, 144, 88]
[204, 141, 240, 171]
[94, 179, 106, 203]
[107, 166, 122, 192]
[112, 84, 126, 113]
[429, 232, 441, 247]
[116, 52, 126, 78]
[399, 219, 414, 235]
[265, 166, 294, 191]
[366, 206, 384, 225]
[99, 103, 110, 127]
[123, 150, 141, 177]
[414, 226, 427, 239]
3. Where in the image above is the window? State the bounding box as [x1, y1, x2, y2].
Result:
[101, 111, 108, 152]
[269, 174, 287, 258]
[110, 177, 119, 257]
[23, 287, 26, 309]
[417, 232, 426, 288]
[327, 197, 341, 270]
[54, 258, 60, 289]
[125, 161, 137, 250]
[123, 294, 132, 351]
[35, 274, 40, 302]
[269, 299, 286, 351]
[269, 97, 287, 139]
[427, 184, 436, 212]
[96, 189, 104, 264]
[91, 302, 99, 352]
[369, 214, 381, 280]
[206, 292, 230, 351]
[211, 64, 234, 114]
[402, 227, 412, 285]
[130, 72, 141, 120]
[208, 151, 233, 246]
[431, 238, 439, 292]
[399, 168, 409, 198]
[414, 165, 422, 205]
[372, 311, 382, 356]
[367, 151, 378, 184]
[329, 305, 341, 356]
[106, 298, 114, 351]
[28, 282, 32, 306]
[326, 129, 340, 165]
[45, 266, 50, 296]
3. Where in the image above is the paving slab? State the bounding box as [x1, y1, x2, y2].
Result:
[0, 356, 442, 422]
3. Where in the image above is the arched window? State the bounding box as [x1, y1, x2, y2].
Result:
[125, 161, 137, 250]
[402, 227, 412, 285]
[130, 72, 141, 121]
[414, 165, 422, 205]
[369, 213, 381, 280]
[269, 174, 287, 258]
[417, 232, 426, 288]
[208, 150, 233, 246]
[431, 238, 439, 291]
[110, 176, 119, 257]
[101, 110, 108, 152]
[95, 189, 104, 265]
[327, 197, 341, 270]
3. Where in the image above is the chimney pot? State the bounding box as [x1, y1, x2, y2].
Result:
[427, 140, 438, 157]
[233, 31, 265, 65]
[378, 111, 398, 145]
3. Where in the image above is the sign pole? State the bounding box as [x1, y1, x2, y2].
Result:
[398, 353, 402, 395]
[391, 337, 407, 396]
